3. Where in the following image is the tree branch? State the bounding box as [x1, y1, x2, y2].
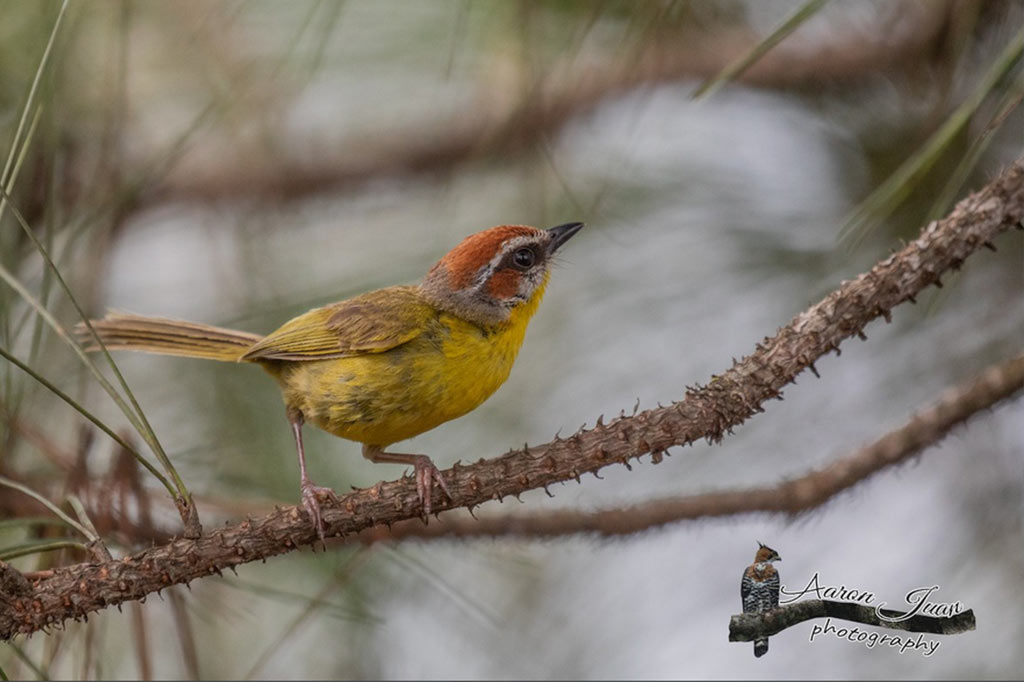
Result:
[356, 349, 1024, 542]
[1, 159, 1022, 640]
[729, 600, 976, 641]
[8, 346, 1023, 546]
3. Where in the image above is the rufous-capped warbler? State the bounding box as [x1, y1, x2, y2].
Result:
[80, 222, 583, 538]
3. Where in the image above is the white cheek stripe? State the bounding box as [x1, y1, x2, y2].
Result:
[470, 235, 547, 299]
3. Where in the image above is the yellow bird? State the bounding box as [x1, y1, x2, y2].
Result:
[80, 222, 583, 537]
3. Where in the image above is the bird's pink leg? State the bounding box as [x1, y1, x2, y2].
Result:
[362, 445, 452, 517]
[288, 409, 338, 541]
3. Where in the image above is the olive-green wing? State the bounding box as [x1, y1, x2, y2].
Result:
[241, 286, 434, 362]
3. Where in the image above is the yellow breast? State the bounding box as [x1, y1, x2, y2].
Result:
[271, 281, 546, 446]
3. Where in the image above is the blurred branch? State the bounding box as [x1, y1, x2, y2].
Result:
[0, 429, 177, 547]
[0, 157, 1022, 640]
[692, 0, 829, 99]
[357, 349, 1024, 542]
[167, 588, 199, 681]
[0, 423, 266, 547]
[143, 1, 955, 205]
[729, 599, 976, 641]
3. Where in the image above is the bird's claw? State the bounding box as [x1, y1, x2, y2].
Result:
[300, 480, 339, 542]
[411, 455, 452, 518]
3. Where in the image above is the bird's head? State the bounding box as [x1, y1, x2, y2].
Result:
[420, 222, 583, 327]
[755, 542, 781, 564]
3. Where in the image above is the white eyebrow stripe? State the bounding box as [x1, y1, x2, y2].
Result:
[470, 235, 547, 294]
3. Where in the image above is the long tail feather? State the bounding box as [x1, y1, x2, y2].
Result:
[76, 312, 262, 362]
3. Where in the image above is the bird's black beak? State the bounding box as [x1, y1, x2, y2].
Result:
[546, 222, 584, 254]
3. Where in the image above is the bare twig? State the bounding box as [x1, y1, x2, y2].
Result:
[0, 159, 1021, 640]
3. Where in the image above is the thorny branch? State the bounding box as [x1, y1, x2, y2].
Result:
[0, 159, 1022, 639]
[729, 600, 977, 642]
[357, 349, 1024, 542]
[7, 347, 1023, 546]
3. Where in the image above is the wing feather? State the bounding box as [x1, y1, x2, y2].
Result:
[241, 286, 434, 362]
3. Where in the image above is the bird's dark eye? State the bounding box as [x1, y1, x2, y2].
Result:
[512, 247, 537, 270]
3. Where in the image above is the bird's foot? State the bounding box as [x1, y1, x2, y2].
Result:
[411, 455, 452, 518]
[300, 479, 339, 542]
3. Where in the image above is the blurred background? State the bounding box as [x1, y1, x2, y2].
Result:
[1, 0, 1023, 678]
